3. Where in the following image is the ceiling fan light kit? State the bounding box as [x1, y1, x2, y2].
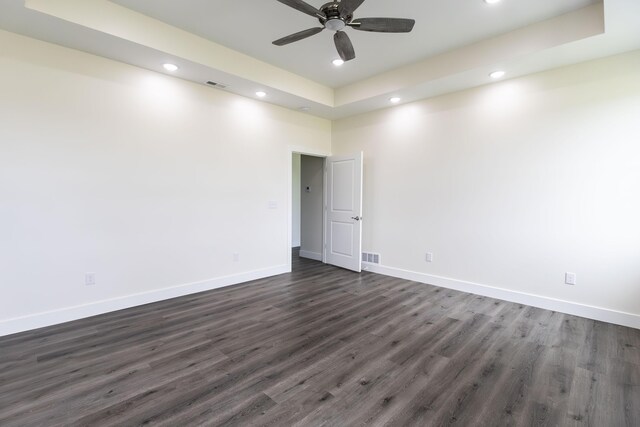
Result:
[273, 0, 415, 62]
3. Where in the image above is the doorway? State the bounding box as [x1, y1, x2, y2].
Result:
[287, 148, 364, 273]
[287, 147, 330, 273]
[291, 153, 326, 266]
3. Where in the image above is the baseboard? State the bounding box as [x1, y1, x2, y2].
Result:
[363, 263, 640, 330]
[299, 250, 323, 262]
[0, 265, 289, 337]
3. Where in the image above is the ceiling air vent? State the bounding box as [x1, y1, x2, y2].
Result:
[205, 81, 227, 89]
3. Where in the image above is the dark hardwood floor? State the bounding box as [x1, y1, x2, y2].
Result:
[1, 250, 639, 426]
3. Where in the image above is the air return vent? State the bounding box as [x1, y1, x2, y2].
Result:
[205, 81, 227, 89]
[362, 252, 380, 264]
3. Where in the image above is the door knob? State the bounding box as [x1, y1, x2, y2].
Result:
[351, 216, 361, 221]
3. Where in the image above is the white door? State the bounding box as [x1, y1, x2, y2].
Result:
[325, 152, 363, 272]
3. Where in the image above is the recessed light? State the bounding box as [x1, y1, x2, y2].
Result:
[390, 97, 401, 104]
[332, 59, 345, 67]
[256, 91, 267, 98]
[484, 0, 501, 4]
[299, 106, 310, 112]
[490, 70, 506, 79]
[163, 63, 178, 72]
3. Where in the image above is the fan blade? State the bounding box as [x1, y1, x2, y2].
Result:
[350, 18, 415, 33]
[334, 31, 355, 61]
[338, 0, 366, 17]
[276, 0, 324, 18]
[273, 27, 324, 46]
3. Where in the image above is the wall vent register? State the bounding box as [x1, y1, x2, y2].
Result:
[362, 252, 380, 264]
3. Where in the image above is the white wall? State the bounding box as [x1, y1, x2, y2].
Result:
[300, 155, 324, 260]
[333, 50, 640, 325]
[0, 30, 331, 335]
[292, 153, 301, 247]
[3, 28, 640, 334]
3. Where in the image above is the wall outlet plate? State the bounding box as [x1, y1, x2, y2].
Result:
[85, 273, 96, 286]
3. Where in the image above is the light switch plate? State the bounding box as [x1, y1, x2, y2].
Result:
[565, 272, 577, 286]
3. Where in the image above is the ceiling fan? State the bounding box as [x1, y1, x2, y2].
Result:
[272, 0, 416, 62]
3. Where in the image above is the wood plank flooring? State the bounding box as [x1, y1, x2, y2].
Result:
[1, 251, 639, 426]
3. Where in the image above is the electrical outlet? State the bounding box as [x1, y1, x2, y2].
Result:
[233, 253, 240, 262]
[565, 272, 577, 286]
[85, 273, 96, 286]
[426, 252, 433, 263]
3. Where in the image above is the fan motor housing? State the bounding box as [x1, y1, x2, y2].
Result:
[319, 2, 352, 27]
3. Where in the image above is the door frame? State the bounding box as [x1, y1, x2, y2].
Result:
[287, 146, 331, 273]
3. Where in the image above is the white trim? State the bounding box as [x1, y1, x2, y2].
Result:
[0, 265, 288, 337]
[299, 250, 323, 261]
[363, 262, 640, 330]
[322, 157, 327, 264]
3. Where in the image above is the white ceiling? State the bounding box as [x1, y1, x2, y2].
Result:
[112, 0, 599, 88]
[0, 0, 639, 119]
